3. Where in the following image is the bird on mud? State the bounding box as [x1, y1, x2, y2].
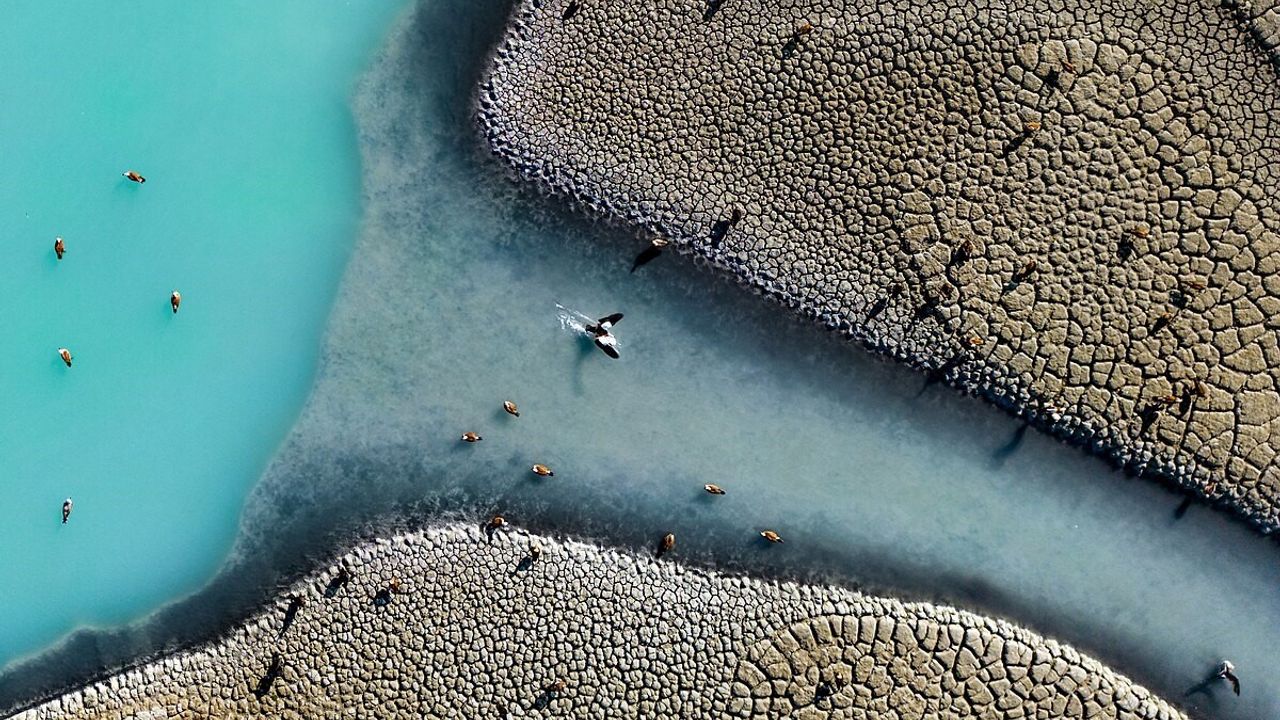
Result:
[503, 400, 520, 417]
[760, 530, 784, 544]
[532, 464, 555, 477]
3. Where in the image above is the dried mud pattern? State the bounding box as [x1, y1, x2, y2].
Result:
[15, 526, 1185, 719]
[478, 0, 1280, 529]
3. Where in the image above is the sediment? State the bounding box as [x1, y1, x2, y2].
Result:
[476, 0, 1280, 530]
[14, 524, 1187, 719]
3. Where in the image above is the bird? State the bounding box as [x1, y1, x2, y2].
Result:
[528, 543, 542, 562]
[54, 237, 65, 260]
[532, 464, 554, 477]
[503, 400, 520, 417]
[170, 291, 182, 314]
[630, 237, 670, 273]
[586, 313, 623, 359]
[62, 497, 73, 524]
[58, 348, 73, 367]
[488, 515, 508, 531]
[1217, 660, 1240, 695]
[703, 483, 726, 495]
[122, 170, 146, 184]
[760, 530, 784, 543]
[656, 532, 675, 558]
[461, 431, 482, 442]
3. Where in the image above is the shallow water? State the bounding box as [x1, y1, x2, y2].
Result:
[3, 1, 1279, 718]
[0, 0, 405, 668]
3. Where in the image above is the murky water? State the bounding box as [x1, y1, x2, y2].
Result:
[2, 1, 1277, 718]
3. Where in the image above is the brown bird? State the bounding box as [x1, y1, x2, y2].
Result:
[704, 483, 726, 495]
[58, 348, 73, 367]
[760, 530, 784, 544]
[122, 170, 146, 184]
[528, 543, 542, 562]
[461, 431, 482, 442]
[532, 464, 554, 477]
[656, 532, 675, 557]
[170, 290, 182, 314]
[488, 515, 508, 530]
[503, 400, 519, 417]
[54, 237, 65, 260]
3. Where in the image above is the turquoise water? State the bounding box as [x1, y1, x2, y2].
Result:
[0, 1, 405, 667]
[3, 2, 1279, 720]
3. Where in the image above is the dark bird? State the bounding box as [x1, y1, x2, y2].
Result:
[54, 237, 65, 260]
[170, 290, 182, 314]
[586, 313, 623, 359]
[709, 207, 743, 247]
[62, 497, 73, 524]
[1217, 660, 1240, 695]
[280, 594, 305, 637]
[630, 238, 669, 273]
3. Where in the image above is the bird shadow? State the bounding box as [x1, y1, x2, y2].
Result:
[989, 423, 1030, 469]
[277, 597, 303, 638]
[509, 556, 535, 576]
[323, 569, 350, 598]
[1172, 495, 1195, 521]
[251, 653, 282, 699]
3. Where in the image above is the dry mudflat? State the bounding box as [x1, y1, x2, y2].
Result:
[478, 0, 1280, 530]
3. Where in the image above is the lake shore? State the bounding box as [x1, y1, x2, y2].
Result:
[13, 523, 1187, 719]
[476, 0, 1280, 532]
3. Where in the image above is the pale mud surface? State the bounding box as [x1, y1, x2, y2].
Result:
[478, 0, 1280, 530]
[15, 524, 1187, 720]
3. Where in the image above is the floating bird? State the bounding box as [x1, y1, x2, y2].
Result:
[704, 483, 726, 495]
[170, 290, 182, 314]
[122, 170, 146, 184]
[532, 463, 555, 477]
[760, 530, 784, 543]
[586, 313, 623, 359]
[461, 431, 482, 443]
[58, 348, 73, 367]
[62, 497, 73, 524]
[54, 237, 65, 260]
[503, 400, 520, 417]
[1217, 660, 1240, 695]
[630, 237, 669, 273]
[656, 532, 676, 558]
